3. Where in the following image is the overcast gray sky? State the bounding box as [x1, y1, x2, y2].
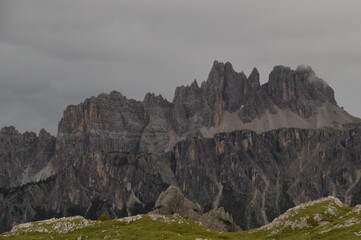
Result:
[1, 0, 360, 135]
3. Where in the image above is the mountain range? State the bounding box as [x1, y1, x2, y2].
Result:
[0, 61, 360, 233]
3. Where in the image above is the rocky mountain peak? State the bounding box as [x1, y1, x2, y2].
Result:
[201, 60, 254, 116]
[143, 92, 168, 105]
[267, 65, 336, 105]
[267, 65, 297, 96]
[208, 60, 226, 78]
[207, 60, 236, 79]
[190, 79, 199, 89]
[0, 126, 17, 135]
[38, 128, 54, 140]
[247, 67, 260, 86]
[206, 61, 246, 86]
[266, 65, 334, 109]
[295, 64, 315, 75]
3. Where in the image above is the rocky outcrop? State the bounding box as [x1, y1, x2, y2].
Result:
[150, 186, 240, 232]
[199, 207, 241, 232]
[151, 186, 201, 220]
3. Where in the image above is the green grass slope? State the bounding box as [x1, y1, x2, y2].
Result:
[1, 197, 361, 240]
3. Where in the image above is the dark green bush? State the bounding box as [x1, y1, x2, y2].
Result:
[98, 214, 109, 221]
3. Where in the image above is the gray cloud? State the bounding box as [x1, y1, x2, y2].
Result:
[1, 0, 361, 134]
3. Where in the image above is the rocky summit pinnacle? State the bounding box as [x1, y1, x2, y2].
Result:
[0, 60, 360, 233]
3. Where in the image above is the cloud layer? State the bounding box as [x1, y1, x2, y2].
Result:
[1, 0, 361, 134]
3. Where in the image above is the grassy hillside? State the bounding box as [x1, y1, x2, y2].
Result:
[1, 197, 361, 240]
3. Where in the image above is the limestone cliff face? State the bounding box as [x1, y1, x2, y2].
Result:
[0, 151, 175, 231]
[55, 91, 148, 171]
[141, 93, 173, 152]
[0, 61, 360, 233]
[169, 128, 361, 229]
[0, 126, 55, 188]
[1, 127, 361, 232]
